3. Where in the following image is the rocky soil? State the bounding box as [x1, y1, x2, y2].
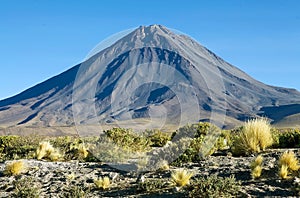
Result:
[0, 149, 299, 197]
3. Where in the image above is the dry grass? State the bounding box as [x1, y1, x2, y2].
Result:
[36, 141, 62, 161]
[36, 141, 54, 160]
[251, 166, 262, 179]
[250, 155, 263, 179]
[171, 169, 193, 187]
[250, 155, 263, 169]
[233, 118, 273, 155]
[279, 151, 299, 171]
[94, 176, 110, 190]
[279, 164, 289, 179]
[4, 160, 27, 176]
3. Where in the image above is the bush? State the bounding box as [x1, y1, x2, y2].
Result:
[0, 135, 41, 162]
[187, 175, 241, 198]
[145, 129, 171, 147]
[104, 128, 151, 152]
[137, 179, 166, 193]
[272, 129, 300, 148]
[231, 118, 273, 156]
[171, 123, 223, 166]
[13, 177, 39, 198]
[36, 141, 62, 161]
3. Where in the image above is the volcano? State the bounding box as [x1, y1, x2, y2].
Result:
[1, 25, 300, 135]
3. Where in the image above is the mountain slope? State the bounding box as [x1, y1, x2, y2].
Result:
[1, 25, 300, 134]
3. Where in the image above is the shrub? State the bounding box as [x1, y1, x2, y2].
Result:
[4, 160, 27, 176]
[63, 185, 87, 198]
[137, 179, 166, 193]
[104, 128, 151, 152]
[69, 141, 89, 160]
[187, 174, 241, 198]
[171, 169, 193, 187]
[279, 151, 299, 171]
[13, 177, 39, 198]
[231, 118, 273, 156]
[94, 176, 110, 190]
[145, 129, 171, 147]
[251, 155, 263, 179]
[171, 123, 223, 166]
[0, 135, 41, 162]
[36, 141, 62, 161]
[272, 129, 300, 148]
[36, 141, 54, 160]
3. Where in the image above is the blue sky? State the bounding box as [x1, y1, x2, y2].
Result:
[0, 0, 300, 100]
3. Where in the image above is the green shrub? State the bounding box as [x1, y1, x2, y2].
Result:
[171, 123, 223, 166]
[187, 174, 241, 198]
[272, 129, 300, 148]
[144, 129, 171, 147]
[137, 179, 166, 193]
[0, 135, 42, 162]
[104, 128, 151, 152]
[13, 177, 40, 198]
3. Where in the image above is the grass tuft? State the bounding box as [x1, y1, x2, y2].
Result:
[232, 118, 273, 155]
[94, 176, 110, 190]
[279, 151, 299, 171]
[171, 169, 193, 187]
[4, 160, 27, 176]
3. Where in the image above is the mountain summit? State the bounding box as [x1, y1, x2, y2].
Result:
[1, 25, 300, 135]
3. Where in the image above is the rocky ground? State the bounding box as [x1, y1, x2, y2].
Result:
[0, 149, 299, 197]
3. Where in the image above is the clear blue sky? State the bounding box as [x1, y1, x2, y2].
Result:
[1, 0, 300, 100]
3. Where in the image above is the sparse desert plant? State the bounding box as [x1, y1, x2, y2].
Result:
[63, 185, 87, 198]
[4, 160, 27, 176]
[187, 174, 241, 198]
[157, 160, 170, 171]
[232, 118, 273, 156]
[252, 166, 262, 179]
[36, 141, 62, 161]
[13, 177, 39, 198]
[250, 155, 263, 179]
[171, 169, 193, 187]
[36, 141, 54, 160]
[0, 135, 42, 162]
[279, 164, 289, 179]
[66, 172, 76, 180]
[137, 179, 166, 193]
[94, 176, 110, 190]
[69, 142, 89, 160]
[279, 151, 299, 171]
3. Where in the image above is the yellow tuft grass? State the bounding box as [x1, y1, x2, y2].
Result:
[4, 160, 27, 176]
[36, 141, 54, 160]
[36, 141, 62, 161]
[250, 155, 263, 169]
[78, 143, 89, 159]
[251, 166, 262, 179]
[171, 169, 193, 187]
[94, 176, 110, 190]
[250, 155, 263, 179]
[279, 151, 299, 171]
[279, 164, 289, 179]
[234, 118, 273, 155]
[158, 160, 170, 171]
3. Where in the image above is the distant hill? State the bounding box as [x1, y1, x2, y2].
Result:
[1, 25, 300, 135]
